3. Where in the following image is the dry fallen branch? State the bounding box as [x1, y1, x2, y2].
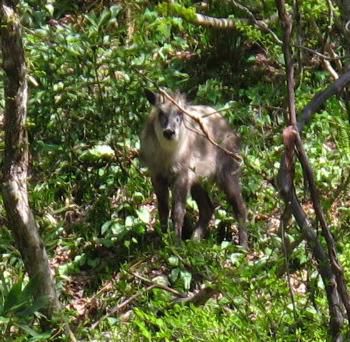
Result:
[91, 284, 156, 329]
[130, 271, 186, 298]
[130, 271, 219, 306]
[173, 287, 219, 306]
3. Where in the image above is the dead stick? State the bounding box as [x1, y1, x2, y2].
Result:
[130, 271, 186, 298]
[91, 284, 156, 329]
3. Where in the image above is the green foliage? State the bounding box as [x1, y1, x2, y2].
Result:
[0, 275, 50, 340]
[81, 240, 327, 341]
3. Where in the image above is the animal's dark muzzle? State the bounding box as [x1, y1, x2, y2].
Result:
[163, 129, 175, 140]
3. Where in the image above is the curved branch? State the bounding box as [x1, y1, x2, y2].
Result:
[193, 13, 236, 29]
[276, 0, 348, 337]
[297, 68, 350, 131]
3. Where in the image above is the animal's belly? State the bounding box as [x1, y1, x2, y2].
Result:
[189, 159, 215, 179]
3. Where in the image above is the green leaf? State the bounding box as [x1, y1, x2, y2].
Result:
[101, 220, 113, 235]
[3, 280, 24, 313]
[110, 5, 122, 18]
[79, 145, 115, 162]
[168, 255, 179, 267]
[136, 207, 151, 224]
[45, 4, 54, 16]
[180, 271, 192, 290]
[17, 323, 50, 339]
[170, 268, 180, 283]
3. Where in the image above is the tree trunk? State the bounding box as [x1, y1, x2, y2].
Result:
[0, 0, 59, 319]
[334, 0, 350, 49]
[275, 0, 349, 338]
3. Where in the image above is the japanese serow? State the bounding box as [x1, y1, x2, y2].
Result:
[140, 90, 248, 248]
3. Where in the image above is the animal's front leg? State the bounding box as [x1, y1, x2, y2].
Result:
[171, 176, 190, 239]
[151, 175, 169, 232]
[190, 183, 213, 240]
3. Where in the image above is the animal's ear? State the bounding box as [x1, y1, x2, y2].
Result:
[144, 89, 157, 105]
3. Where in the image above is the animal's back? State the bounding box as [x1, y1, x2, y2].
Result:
[187, 105, 240, 153]
[184, 105, 240, 178]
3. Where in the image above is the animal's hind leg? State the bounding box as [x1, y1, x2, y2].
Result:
[191, 183, 214, 240]
[171, 176, 191, 240]
[218, 173, 248, 248]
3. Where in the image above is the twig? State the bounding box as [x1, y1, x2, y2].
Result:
[201, 104, 237, 118]
[295, 134, 350, 323]
[51, 204, 79, 215]
[174, 287, 219, 306]
[330, 170, 350, 204]
[297, 69, 350, 131]
[323, 59, 339, 80]
[229, 0, 282, 44]
[130, 271, 186, 298]
[158, 88, 243, 164]
[279, 209, 296, 320]
[295, 45, 345, 61]
[91, 284, 156, 329]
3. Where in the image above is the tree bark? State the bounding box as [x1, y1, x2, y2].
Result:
[0, 0, 59, 319]
[334, 0, 350, 51]
[275, 0, 349, 339]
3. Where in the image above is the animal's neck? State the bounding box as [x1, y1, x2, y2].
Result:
[159, 132, 188, 160]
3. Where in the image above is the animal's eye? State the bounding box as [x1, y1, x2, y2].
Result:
[175, 112, 183, 123]
[159, 110, 165, 120]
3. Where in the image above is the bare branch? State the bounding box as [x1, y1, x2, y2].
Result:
[276, 0, 348, 337]
[193, 13, 236, 29]
[130, 271, 186, 298]
[91, 284, 156, 329]
[158, 88, 243, 164]
[276, 0, 297, 126]
[295, 134, 350, 322]
[297, 68, 350, 131]
[323, 59, 339, 80]
[229, 0, 282, 43]
[174, 287, 219, 306]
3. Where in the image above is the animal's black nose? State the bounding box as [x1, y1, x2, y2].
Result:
[163, 129, 175, 139]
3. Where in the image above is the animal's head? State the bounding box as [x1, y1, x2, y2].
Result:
[145, 89, 185, 144]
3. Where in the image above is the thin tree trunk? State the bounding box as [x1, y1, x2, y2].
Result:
[0, 0, 59, 319]
[334, 0, 350, 51]
[275, 0, 349, 339]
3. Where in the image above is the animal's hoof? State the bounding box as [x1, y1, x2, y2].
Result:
[192, 228, 206, 241]
[239, 239, 248, 250]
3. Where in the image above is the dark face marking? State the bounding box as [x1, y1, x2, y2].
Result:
[158, 110, 167, 127]
[157, 109, 184, 140]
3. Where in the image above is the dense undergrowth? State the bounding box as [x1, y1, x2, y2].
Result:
[1, 0, 350, 340]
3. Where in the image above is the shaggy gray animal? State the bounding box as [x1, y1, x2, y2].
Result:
[140, 90, 247, 247]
